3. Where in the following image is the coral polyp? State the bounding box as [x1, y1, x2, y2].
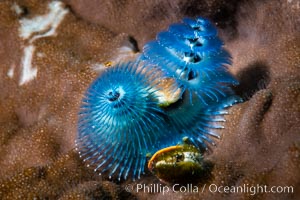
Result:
[76, 17, 241, 181]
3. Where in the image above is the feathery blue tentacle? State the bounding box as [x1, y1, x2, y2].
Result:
[76, 61, 176, 180]
[140, 16, 241, 148]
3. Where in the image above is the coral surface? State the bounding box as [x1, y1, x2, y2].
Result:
[0, 0, 299, 199]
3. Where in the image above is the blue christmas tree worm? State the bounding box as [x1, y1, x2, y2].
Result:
[76, 17, 241, 181]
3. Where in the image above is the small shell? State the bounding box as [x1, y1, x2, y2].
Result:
[148, 145, 211, 183]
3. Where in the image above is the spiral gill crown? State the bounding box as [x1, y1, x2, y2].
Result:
[140, 16, 242, 148]
[76, 62, 176, 180]
[141, 17, 238, 105]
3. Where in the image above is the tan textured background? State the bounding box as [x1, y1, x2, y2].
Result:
[0, 0, 299, 199]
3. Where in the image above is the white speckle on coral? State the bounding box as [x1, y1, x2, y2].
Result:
[19, 45, 37, 85]
[19, 1, 68, 43]
[118, 46, 134, 53]
[113, 46, 137, 63]
[16, 1, 68, 85]
[7, 64, 15, 78]
[36, 52, 45, 58]
[91, 63, 107, 72]
[11, 3, 23, 15]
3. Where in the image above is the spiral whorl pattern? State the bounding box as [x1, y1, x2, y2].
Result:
[76, 17, 241, 181]
[141, 17, 238, 105]
[76, 62, 177, 180]
[140, 17, 242, 149]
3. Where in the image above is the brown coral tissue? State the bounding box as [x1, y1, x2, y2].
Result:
[0, 0, 299, 199]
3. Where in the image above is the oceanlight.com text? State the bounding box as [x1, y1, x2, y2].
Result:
[125, 183, 294, 196]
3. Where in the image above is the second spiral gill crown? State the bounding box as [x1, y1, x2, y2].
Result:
[76, 17, 242, 181]
[141, 17, 238, 104]
[140, 17, 242, 149]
